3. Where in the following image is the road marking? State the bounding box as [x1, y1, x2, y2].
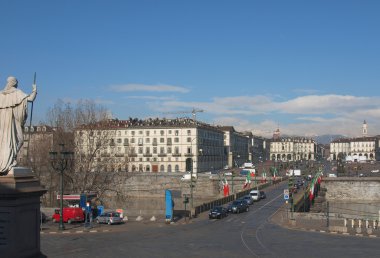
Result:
[319, 230, 326, 233]
[49, 232, 57, 234]
[62, 231, 70, 234]
[356, 234, 363, 237]
[330, 231, 337, 234]
[369, 235, 377, 238]
[90, 230, 97, 233]
[240, 191, 284, 258]
[76, 231, 83, 233]
[342, 233, 349, 235]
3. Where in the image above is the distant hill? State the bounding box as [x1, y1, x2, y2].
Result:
[280, 134, 344, 145]
[315, 135, 345, 145]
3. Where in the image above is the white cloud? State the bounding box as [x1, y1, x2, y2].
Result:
[152, 94, 380, 137]
[125, 95, 176, 101]
[109, 83, 189, 93]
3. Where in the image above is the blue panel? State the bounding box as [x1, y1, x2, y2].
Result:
[165, 189, 173, 221]
[80, 194, 87, 208]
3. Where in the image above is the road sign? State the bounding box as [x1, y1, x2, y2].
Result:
[284, 194, 289, 200]
[284, 189, 289, 195]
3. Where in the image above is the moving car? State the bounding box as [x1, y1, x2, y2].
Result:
[242, 195, 254, 205]
[52, 207, 85, 224]
[230, 200, 249, 214]
[249, 190, 260, 201]
[96, 212, 123, 225]
[260, 191, 266, 199]
[209, 206, 228, 219]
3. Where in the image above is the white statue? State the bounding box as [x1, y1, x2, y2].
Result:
[0, 76, 37, 175]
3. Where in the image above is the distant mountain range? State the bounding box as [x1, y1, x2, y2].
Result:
[315, 135, 345, 145]
[280, 134, 345, 145]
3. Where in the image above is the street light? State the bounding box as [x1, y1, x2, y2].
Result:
[49, 144, 74, 230]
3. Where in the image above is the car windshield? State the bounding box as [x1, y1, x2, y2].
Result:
[251, 193, 258, 196]
[212, 207, 223, 212]
[232, 201, 241, 205]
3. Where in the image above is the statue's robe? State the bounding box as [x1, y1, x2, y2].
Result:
[0, 88, 29, 174]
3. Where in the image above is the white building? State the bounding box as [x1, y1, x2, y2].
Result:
[330, 137, 376, 161]
[330, 121, 377, 161]
[75, 118, 227, 174]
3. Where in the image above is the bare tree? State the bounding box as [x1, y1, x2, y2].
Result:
[32, 99, 129, 205]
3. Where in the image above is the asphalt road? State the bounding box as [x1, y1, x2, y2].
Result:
[41, 183, 380, 258]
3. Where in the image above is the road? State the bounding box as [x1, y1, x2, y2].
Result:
[41, 183, 380, 258]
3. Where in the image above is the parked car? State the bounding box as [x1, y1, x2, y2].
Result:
[209, 206, 228, 219]
[230, 200, 249, 214]
[181, 173, 197, 181]
[259, 191, 266, 199]
[242, 195, 254, 205]
[40, 211, 47, 223]
[249, 190, 260, 201]
[96, 212, 123, 225]
[52, 207, 85, 224]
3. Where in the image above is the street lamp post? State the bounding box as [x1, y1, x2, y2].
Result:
[49, 144, 74, 231]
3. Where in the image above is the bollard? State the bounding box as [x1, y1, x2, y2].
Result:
[351, 219, 355, 228]
[375, 220, 378, 229]
[358, 219, 362, 228]
[373, 220, 377, 229]
[366, 220, 369, 228]
[344, 218, 347, 227]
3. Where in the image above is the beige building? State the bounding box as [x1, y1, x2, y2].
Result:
[270, 137, 316, 161]
[75, 118, 227, 174]
[18, 125, 55, 165]
[219, 126, 250, 168]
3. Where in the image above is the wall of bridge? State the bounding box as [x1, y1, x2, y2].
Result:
[102, 173, 251, 217]
[323, 177, 380, 201]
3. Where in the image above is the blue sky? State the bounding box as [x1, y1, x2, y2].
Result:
[1, 0, 380, 138]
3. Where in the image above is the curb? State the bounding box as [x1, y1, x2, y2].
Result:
[294, 227, 378, 238]
[41, 229, 112, 235]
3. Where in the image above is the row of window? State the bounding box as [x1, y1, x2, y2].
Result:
[117, 129, 191, 137]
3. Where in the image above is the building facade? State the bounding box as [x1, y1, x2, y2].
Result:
[330, 137, 377, 161]
[18, 125, 55, 165]
[75, 118, 227, 174]
[270, 137, 316, 161]
[219, 126, 249, 168]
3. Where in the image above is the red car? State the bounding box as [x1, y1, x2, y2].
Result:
[52, 207, 85, 224]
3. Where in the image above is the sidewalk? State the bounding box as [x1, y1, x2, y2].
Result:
[270, 205, 380, 238]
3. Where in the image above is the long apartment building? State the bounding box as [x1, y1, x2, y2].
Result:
[330, 121, 379, 161]
[330, 137, 377, 161]
[218, 126, 250, 168]
[75, 118, 228, 174]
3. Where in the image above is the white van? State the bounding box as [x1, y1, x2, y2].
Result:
[181, 173, 197, 181]
[249, 190, 260, 201]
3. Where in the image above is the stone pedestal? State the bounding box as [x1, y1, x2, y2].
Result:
[0, 167, 47, 258]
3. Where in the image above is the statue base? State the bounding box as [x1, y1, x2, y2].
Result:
[0, 167, 47, 258]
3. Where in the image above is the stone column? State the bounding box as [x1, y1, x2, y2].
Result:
[0, 167, 47, 258]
